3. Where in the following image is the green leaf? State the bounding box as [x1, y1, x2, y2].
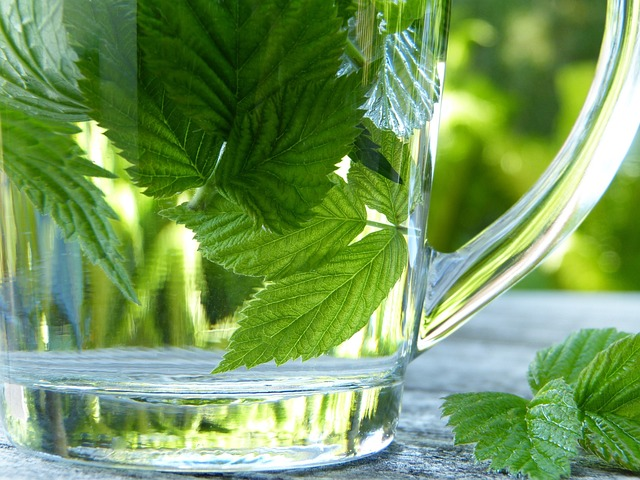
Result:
[443, 379, 581, 480]
[0, 0, 87, 121]
[162, 177, 367, 280]
[528, 328, 630, 394]
[67, 0, 223, 197]
[0, 108, 137, 303]
[574, 334, 640, 471]
[575, 334, 640, 421]
[348, 120, 416, 224]
[525, 380, 582, 479]
[213, 76, 363, 230]
[214, 228, 408, 372]
[137, 0, 347, 138]
[200, 260, 264, 325]
[581, 412, 640, 472]
[364, 27, 440, 138]
[136, 0, 364, 229]
[443, 391, 530, 460]
[351, 124, 404, 184]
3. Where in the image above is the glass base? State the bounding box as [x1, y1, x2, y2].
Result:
[1, 349, 403, 472]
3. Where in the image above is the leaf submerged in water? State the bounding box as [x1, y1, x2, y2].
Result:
[364, 28, 440, 138]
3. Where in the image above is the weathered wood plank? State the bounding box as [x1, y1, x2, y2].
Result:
[1, 292, 638, 479]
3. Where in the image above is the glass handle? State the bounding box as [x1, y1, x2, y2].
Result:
[418, 0, 640, 351]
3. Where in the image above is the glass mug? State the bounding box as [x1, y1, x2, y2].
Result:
[0, 0, 638, 472]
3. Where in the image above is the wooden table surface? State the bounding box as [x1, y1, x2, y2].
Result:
[1, 291, 639, 479]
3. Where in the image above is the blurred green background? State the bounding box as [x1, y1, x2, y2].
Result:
[428, 0, 640, 290]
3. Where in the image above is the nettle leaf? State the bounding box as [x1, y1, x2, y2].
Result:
[364, 27, 439, 138]
[574, 334, 640, 471]
[351, 124, 404, 184]
[348, 120, 416, 224]
[0, 0, 87, 121]
[214, 228, 408, 372]
[575, 334, 640, 420]
[104, 75, 223, 198]
[528, 328, 630, 394]
[525, 379, 582, 479]
[581, 413, 640, 472]
[443, 391, 530, 461]
[139, 0, 362, 228]
[200, 261, 264, 325]
[162, 177, 366, 280]
[137, 0, 347, 138]
[214, 76, 362, 230]
[443, 379, 581, 480]
[67, 0, 222, 197]
[0, 109, 137, 303]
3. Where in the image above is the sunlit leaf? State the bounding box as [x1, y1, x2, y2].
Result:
[349, 120, 416, 224]
[528, 328, 630, 394]
[163, 177, 366, 280]
[443, 379, 581, 479]
[575, 334, 640, 471]
[214, 228, 408, 372]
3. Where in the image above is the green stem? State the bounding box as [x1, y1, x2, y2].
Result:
[366, 220, 409, 235]
[346, 38, 366, 69]
[188, 179, 222, 211]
